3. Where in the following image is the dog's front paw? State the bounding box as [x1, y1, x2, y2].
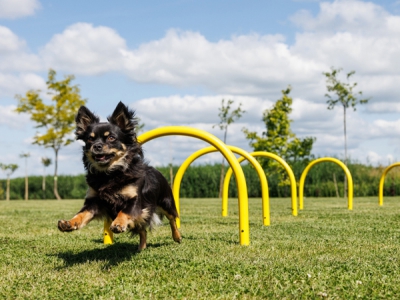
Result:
[110, 212, 132, 233]
[58, 220, 77, 232]
[110, 223, 127, 233]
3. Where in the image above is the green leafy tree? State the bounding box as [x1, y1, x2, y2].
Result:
[15, 69, 86, 200]
[41, 157, 52, 199]
[0, 163, 18, 201]
[243, 86, 315, 186]
[324, 67, 369, 196]
[135, 116, 145, 134]
[20, 152, 30, 200]
[213, 99, 245, 198]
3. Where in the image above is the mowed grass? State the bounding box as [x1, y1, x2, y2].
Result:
[0, 197, 400, 299]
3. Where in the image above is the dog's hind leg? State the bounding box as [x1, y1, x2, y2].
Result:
[138, 229, 147, 251]
[161, 210, 182, 243]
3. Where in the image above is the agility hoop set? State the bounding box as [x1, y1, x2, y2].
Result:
[103, 126, 396, 246]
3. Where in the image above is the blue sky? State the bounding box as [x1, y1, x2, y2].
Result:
[1, 0, 400, 178]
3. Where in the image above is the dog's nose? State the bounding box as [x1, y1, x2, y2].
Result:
[92, 143, 103, 152]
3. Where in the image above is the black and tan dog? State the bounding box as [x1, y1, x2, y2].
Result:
[58, 102, 181, 251]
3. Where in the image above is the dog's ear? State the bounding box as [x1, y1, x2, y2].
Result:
[75, 106, 100, 139]
[108, 102, 137, 135]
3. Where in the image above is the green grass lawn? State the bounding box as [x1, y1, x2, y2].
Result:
[1, 196, 399, 299]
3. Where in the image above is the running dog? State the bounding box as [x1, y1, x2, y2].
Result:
[57, 102, 181, 251]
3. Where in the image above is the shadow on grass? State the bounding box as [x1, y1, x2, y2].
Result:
[182, 233, 238, 245]
[53, 242, 164, 269]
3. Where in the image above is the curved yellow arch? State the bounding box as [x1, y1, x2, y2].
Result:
[299, 157, 353, 210]
[378, 162, 400, 206]
[223, 151, 298, 217]
[106, 126, 249, 246]
[173, 145, 270, 226]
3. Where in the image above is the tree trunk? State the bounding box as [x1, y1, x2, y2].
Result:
[24, 157, 28, 200]
[25, 176, 28, 201]
[168, 138, 174, 189]
[169, 164, 174, 189]
[343, 105, 348, 198]
[6, 176, 10, 201]
[218, 128, 228, 198]
[42, 171, 46, 200]
[54, 148, 61, 200]
[218, 160, 225, 198]
[333, 173, 339, 198]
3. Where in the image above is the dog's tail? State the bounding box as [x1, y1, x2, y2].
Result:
[150, 212, 163, 229]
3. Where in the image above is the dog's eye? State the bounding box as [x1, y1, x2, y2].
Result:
[107, 136, 116, 142]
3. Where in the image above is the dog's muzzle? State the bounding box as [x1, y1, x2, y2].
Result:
[91, 143, 115, 164]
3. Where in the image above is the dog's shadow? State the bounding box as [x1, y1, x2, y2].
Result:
[54, 241, 164, 269]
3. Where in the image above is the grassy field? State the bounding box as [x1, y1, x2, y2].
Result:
[0, 196, 399, 299]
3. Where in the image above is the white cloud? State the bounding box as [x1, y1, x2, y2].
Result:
[0, 0, 41, 19]
[1, 0, 400, 170]
[0, 26, 25, 53]
[290, 0, 391, 33]
[33, 1, 400, 102]
[365, 151, 383, 165]
[130, 95, 270, 165]
[0, 26, 40, 72]
[3, 94, 397, 174]
[352, 150, 395, 166]
[292, 31, 400, 76]
[0, 105, 30, 129]
[132, 95, 272, 127]
[0, 73, 46, 98]
[121, 29, 323, 95]
[290, 0, 400, 71]
[290, 0, 400, 103]
[38, 25, 323, 94]
[364, 101, 400, 114]
[372, 119, 400, 137]
[129, 94, 400, 166]
[41, 23, 127, 75]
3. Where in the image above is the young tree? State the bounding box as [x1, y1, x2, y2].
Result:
[135, 116, 145, 134]
[15, 69, 86, 200]
[41, 157, 52, 199]
[213, 99, 245, 198]
[0, 163, 19, 201]
[137, 116, 174, 187]
[20, 152, 30, 200]
[323, 67, 369, 196]
[243, 86, 315, 186]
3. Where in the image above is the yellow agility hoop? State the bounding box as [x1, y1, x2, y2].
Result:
[299, 157, 353, 210]
[378, 162, 400, 206]
[222, 151, 298, 217]
[139, 126, 250, 246]
[173, 145, 270, 226]
[103, 217, 113, 245]
[103, 126, 250, 245]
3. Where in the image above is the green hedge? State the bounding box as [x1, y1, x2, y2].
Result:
[0, 161, 399, 200]
[0, 175, 87, 200]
